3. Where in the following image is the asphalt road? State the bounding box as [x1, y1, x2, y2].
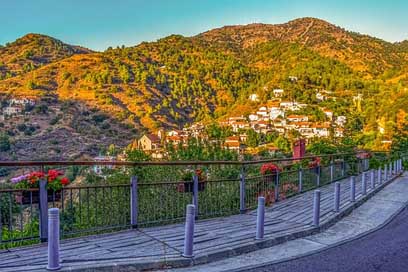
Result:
[244, 207, 408, 272]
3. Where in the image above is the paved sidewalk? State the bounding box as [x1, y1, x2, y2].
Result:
[165, 172, 408, 272]
[0, 171, 403, 272]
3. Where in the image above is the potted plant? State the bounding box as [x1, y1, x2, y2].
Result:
[260, 163, 281, 183]
[11, 170, 70, 204]
[177, 169, 206, 193]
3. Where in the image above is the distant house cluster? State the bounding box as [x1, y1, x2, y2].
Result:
[0, 98, 36, 120]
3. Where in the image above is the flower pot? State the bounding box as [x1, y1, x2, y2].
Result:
[15, 190, 62, 204]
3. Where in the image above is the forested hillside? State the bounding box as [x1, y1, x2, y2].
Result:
[0, 17, 407, 159]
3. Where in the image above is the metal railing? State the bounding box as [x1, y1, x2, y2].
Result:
[0, 151, 406, 248]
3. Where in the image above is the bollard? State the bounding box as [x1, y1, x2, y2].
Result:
[362, 172, 367, 195]
[313, 190, 321, 227]
[130, 176, 138, 228]
[377, 168, 382, 184]
[370, 170, 375, 189]
[239, 172, 246, 214]
[47, 208, 61, 271]
[350, 176, 356, 202]
[255, 197, 265, 240]
[183, 204, 195, 258]
[298, 168, 303, 193]
[334, 182, 340, 212]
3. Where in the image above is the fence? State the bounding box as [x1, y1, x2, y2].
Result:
[0, 151, 405, 248]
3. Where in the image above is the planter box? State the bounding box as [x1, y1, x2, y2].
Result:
[177, 182, 206, 193]
[15, 190, 62, 204]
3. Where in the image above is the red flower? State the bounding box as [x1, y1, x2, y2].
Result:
[61, 177, 70, 186]
[309, 157, 321, 168]
[260, 163, 281, 175]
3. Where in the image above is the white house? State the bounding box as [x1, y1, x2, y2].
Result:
[335, 116, 347, 127]
[9, 98, 35, 106]
[269, 108, 284, 120]
[248, 94, 259, 102]
[287, 115, 309, 122]
[248, 114, 259, 121]
[323, 109, 333, 120]
[3, 106, 22, 116]
[273, 89, 284, 97]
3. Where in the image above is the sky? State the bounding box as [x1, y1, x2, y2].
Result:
[1, 0, 407, 51]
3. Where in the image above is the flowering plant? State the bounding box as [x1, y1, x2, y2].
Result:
[10, 170, 70, 191]
[356, 152, 371, 159]
[181, 169, 206, 182]
[260, 163, 281, 175]
[308, 157, 321, 169]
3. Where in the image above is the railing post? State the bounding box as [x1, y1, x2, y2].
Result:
[341, 160, 345, 177]
[39, 179, 48, 243]
[362, 172, 367, 195]
[389, 162, 392, 177]
[316, 166, 320, 187]
[377, 167, 382, 184]
[47, 208, 61, 270]
[255, 197, 265, 240]
[239, 167, 246, 214]
[350, 176, 356, 202]
[182, 204, 195, 258]
[274, 171, 280, 202]
[330, 161, 334, 182]
[192, 175, 199, 219]
[313, 190, 321, 227]
[130, 176, 138, 228]
[334, 182, 340, 212]
[298, 168, 303, 193]
[370, 170, 375, 189]
[384, 165, 387, 181]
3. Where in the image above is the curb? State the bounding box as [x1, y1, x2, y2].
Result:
[65, 173, 403, 271]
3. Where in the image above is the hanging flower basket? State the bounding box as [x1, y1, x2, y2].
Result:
[10, 170, 70, 204]
[177, 169, 206, 193]
[260, 163, 281, 183]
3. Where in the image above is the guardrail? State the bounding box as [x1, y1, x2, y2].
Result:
[0, 151, 405, 248]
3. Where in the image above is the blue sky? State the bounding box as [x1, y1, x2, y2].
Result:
[1, 0, 407, 51]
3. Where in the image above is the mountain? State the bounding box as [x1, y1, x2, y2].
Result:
[197, 17, 406, 78]
[0, 34, 92, 80]
[0, 18, 407, 159]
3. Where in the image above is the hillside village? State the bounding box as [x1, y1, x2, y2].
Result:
[133, 88, 348, 158]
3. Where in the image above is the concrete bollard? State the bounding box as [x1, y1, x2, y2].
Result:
[362, 172, 367, 195]
[350, 176, 356, 202]
[377, 168, 382, 184]
[313, 190, 321, 226]
[183, 204, 195, 258]
[334, 182, 340, 212]
[47, 208, 61, 271]
[256, 197, 265, 240]
[370, 170, 375, 189]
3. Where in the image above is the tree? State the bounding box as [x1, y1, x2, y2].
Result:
[274, 136, 291, 153]
[246, 129, 260, 147]
[0, 133, 11, 152]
